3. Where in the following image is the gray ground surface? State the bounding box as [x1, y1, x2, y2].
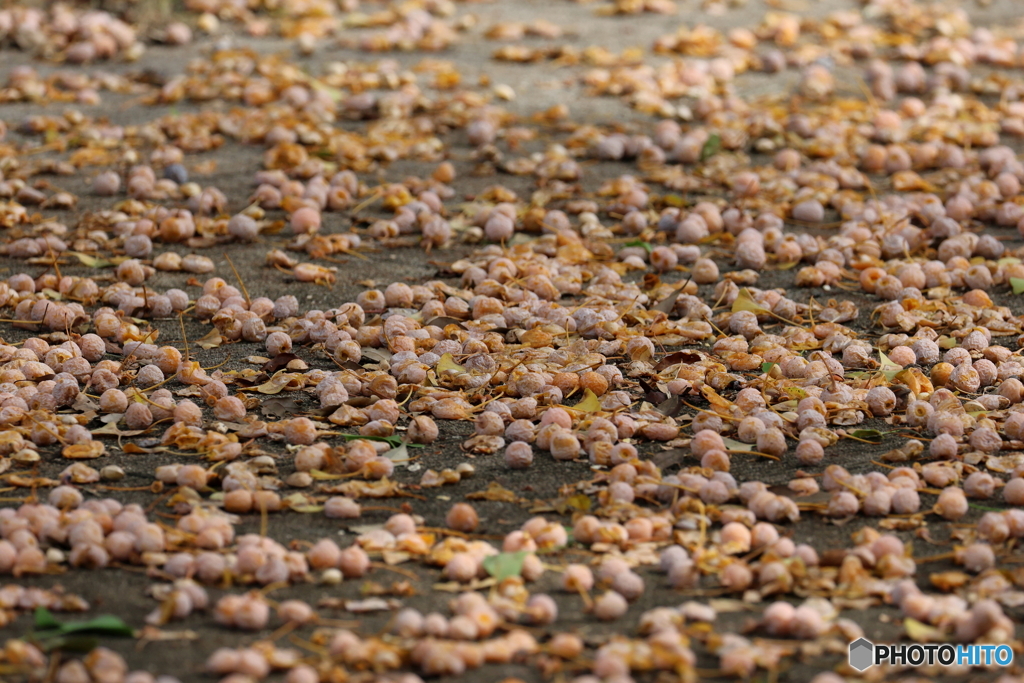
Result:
[1, 0, 1024, 681]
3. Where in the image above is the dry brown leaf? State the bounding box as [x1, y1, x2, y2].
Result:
[930, 571, 969, 592]
[261, 397, 301, 418]
[8, 475, 61, 488]
[254, 372, 304, 395]
[466, 482, 524, 503]
[322, 478, 406, 498]
[986, 454, 1024, 474]
[196, 328, 223, 350]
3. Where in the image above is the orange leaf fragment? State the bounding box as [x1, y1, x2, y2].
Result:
[62, 441, 107, 459]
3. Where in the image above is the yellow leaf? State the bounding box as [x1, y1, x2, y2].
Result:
[68, 251, 114, 268]
[284, 492, 324, 513]
[879, 349, 901, 369]
[700, 385, 734, 410]
[904, 617, 945, 643]
[732, 288, 769, 315]
[310, 469, 345, 480]
[894, 368, 932, 395]
[781, 386, 808, 399]
[436, 352, 465, 375]
[572, 388, 601, 412]
[309, 78, 343, 103]
[566, 493, 591, 512]
[891, 170, 937, 193]
[879, 349, 903, 380]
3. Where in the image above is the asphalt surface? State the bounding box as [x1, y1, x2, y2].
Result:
[1, 0, 1024, 682]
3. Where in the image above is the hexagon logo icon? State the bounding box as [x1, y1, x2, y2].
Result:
[849, 638, 874, 671]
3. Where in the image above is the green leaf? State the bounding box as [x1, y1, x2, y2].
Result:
[969, 502, 1004, 512]
[761, 362, 777, 374]
[700, 133, 721, 161]
[34, 607, 61, 631]
[624, 239, 653, 254]
[1011, 277, 1024, 295]
[56, 614, 133, 637]
[34, 613, 133, 638]
[29, 611, 132, 653]
[848, 429, 885, 442]
[481, 551, 527, 582]
[39, 635, 100, 653]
